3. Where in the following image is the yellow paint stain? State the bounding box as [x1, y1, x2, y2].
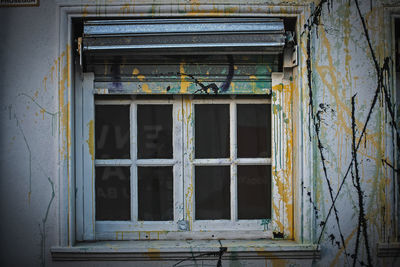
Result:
[86, 120, 94, 160]
[82, 5, 89, 17]
[43, 76, 48, 92]
[249, 75, 257, 80]
[58, 45, 72, 244]
[254, 248, 279, 259]
[120, 4, 130, 14]
[115, 230, 167, 241]
[272, 83, 283, 93]
[271, 259, 287, 267]
[147, 248, 161, 260]
[141, 83, 152, 93]
[315, 30, 380, 150]
[186, 4, 238, 16]
[271, 78, 293, 239]
[330, 227, 357, 267]
[40, 109, 45, 120]
[132, 68, 140, 76]
[179, 62, 190, 93]
[50, 66, 55, 82]
[185, 181, 193, 229]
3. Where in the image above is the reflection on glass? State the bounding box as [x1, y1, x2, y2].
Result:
[96, 167, 130, 221]
[95, 105, 130, 159]
[237, 104, 271, 158]
[238, 165, 271, 219]
[137, 105, 172, 159]
[195, 104, 230, 158]
[138, 167, 173, 221]
[195, 166, 230, 220]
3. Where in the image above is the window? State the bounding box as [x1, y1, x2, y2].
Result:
[75, 18, 294, 242]
[77, 93, 274, 240]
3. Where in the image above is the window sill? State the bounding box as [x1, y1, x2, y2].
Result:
[377, 242, 400, 257]
[51, 240, 320, 261]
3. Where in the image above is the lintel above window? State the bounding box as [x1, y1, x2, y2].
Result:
[82, 18, 286, 55]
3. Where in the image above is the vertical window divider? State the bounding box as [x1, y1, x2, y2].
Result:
[174, 97, 184, 224]
[131, 102, 138, 222]
[230, 102, 238, 222]
[180, 96, 185, 224]
[183, 96, 195, 230]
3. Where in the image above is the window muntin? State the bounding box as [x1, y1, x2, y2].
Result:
[90, 95, 272, 239]
[187, 97, 272, 233]
[92, 98, 183, 239]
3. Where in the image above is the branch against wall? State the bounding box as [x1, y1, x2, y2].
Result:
[302, 0, 399, 266]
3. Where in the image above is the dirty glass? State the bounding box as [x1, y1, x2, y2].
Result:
[195, 104, 230, 158]
[95, 105, 130, 159]
[237, 104, 271, 158]
[237, 165, 271, 219]
[95, 167, 131, 221]
[195, 166, 230, 220]
[138, 166, 173, 221]
[137, 105, 173, 159]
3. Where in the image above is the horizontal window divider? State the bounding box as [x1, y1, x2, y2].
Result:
[193, 220, 268, 231]
[193, 158, 232, 165]
[136, 159, 178, 166]
[191, 98, 271, 104]
[95, 99, 132, 105]
[187, 230, 273, 240]
[94, 93, 178, 104]
[95, 159, 132, 166]
[234, 158, 271, 165]
[192, 158, 271, 165]
[96, 220, 176, 228]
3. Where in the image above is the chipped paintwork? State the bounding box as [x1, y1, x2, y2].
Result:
[1, 0, 400, 266]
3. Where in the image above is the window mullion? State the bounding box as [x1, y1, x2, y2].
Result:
[130, 103, 138, 222]
[183, 96, 194, 230]
[174, 97, 184, 225]
[230, 102, 238, 222]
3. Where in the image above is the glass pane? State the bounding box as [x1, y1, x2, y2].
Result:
[95, 105, 130, 159]
[237, 104, 271, 158]
[137, 105, 172, 159]
[138, 167, 173, 221]
[238, 165, 271, 219]
[95, 167, 130, 221]
[195, 166, 230, 220]
[195, 104, 229, 158]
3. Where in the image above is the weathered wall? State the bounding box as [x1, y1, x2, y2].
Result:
[0, 0, 59, 266]
[0, 0, 399, 266]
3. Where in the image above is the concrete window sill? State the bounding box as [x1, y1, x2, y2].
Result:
[377, 242, 400, 257]
[51, 240, 320, 261]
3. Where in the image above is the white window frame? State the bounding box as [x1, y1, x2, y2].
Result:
[76, 75, 278, 240]
[93, 97, 184, 240]
[55, 2, 315, 252]
[184, 96, 273, 235]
